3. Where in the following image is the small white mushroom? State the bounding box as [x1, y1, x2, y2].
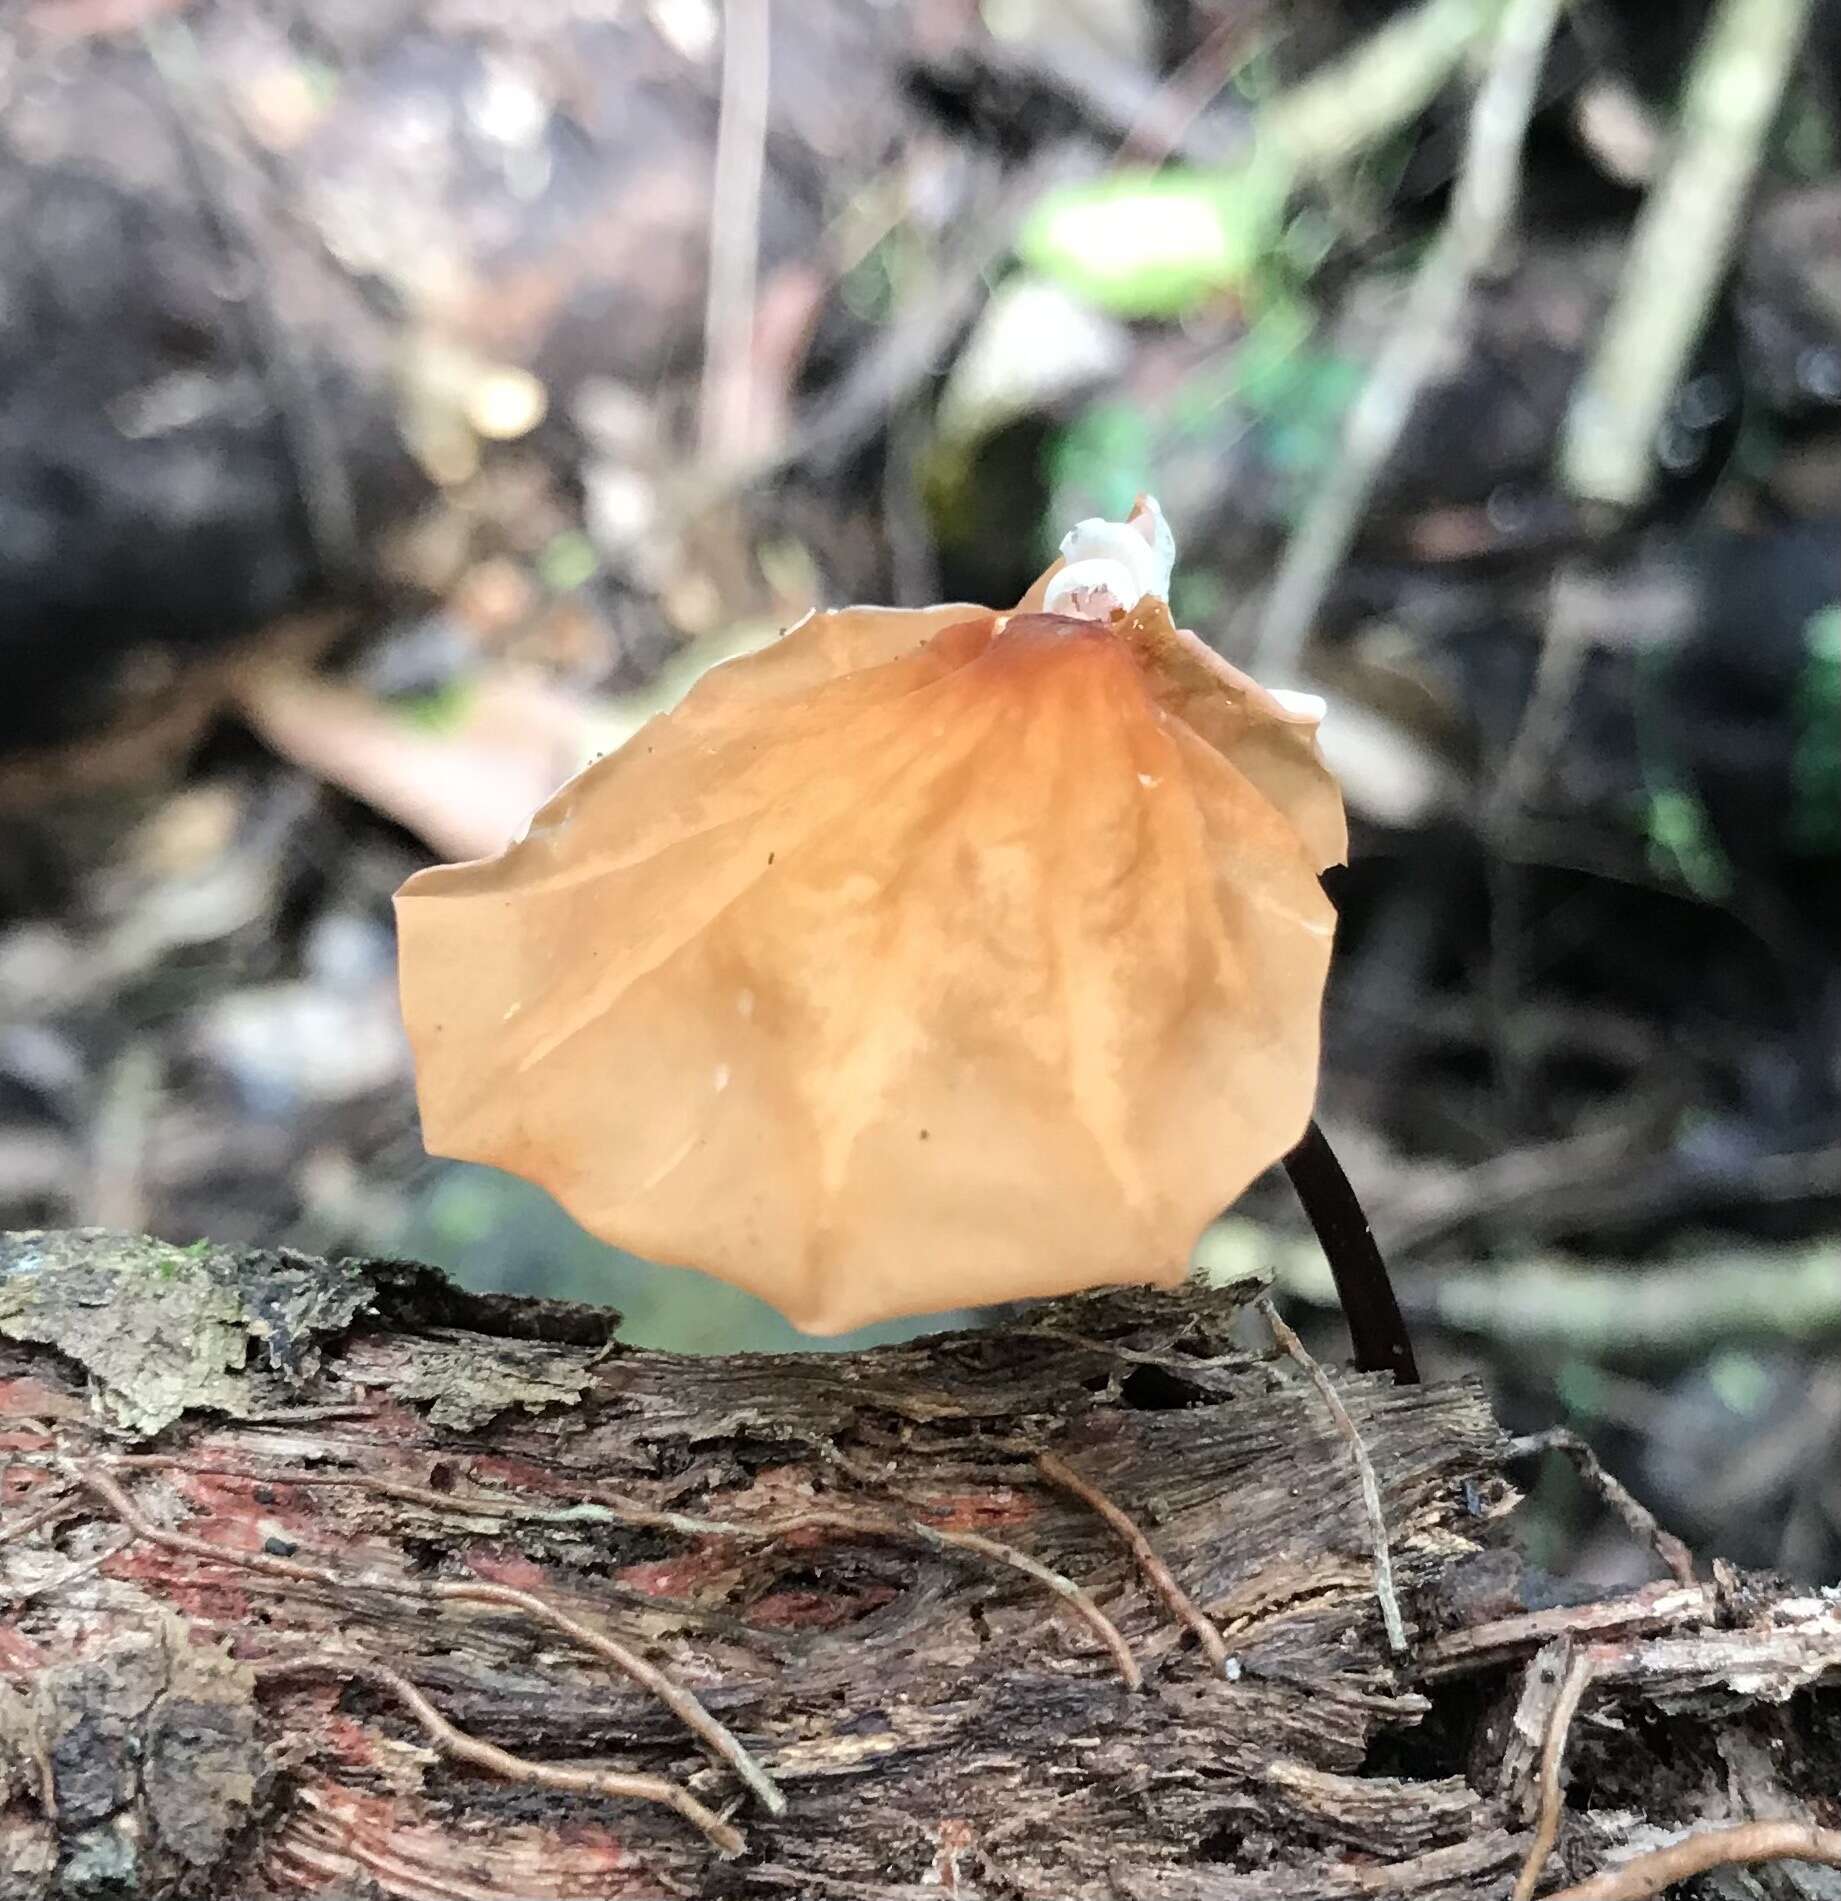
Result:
[1043, 497, 1176, 620]
[1044, 556, 1145, 619]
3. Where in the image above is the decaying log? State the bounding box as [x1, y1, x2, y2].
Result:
[1, 1228, 1838, 1899]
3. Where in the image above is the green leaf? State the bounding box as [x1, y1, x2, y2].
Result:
[1016, 160, 1291, 319]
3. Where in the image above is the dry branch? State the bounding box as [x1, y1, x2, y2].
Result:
[1251, 0, 1564, 679]
[1, 1227, 1838, 1899]
[1560, 0, 1818, 509]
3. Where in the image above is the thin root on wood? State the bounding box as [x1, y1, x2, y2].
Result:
[255, 1657, 747, 1856]
[580, 1484, 1146, 1692]
[903, 1515, 1143, 1689]
[1540, 1820, 1841, 1901]
[62, 1458, 788, 1821]
[1506, 1429, 1696, 1586]
[0, 1483, 77, 1548]
[104, 1453, 1144, 1692]
[1036, 1449, 1235, 1677]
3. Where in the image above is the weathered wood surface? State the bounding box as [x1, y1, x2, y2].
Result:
[1, 1229, 1838, 1900]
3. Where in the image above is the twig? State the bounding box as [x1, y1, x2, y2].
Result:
[1488, 561, 1601, 826]
[1499, 1635, 1579, 1816]
[1114, 11, 1257, 169]
[1560, 0, 1817, 509]
[62, 1460, 787, 1818]
[1511, 1643, 1598, 1901]
[1568, 76, 1662, 190]
[1540, 1821, 1841, 1901]
[95, 1454, 1141, 1691]
[255, 1657, 744, 1856]
[1115, 0, 1517, 190]
[0, 1483, 76, 1548]
[84, 1040, 158, 1235]
[767, 153, 1070, 481]
[1263, 0, 1509, 181]
[1415, 1580, 1715, 1680]
[699, 0, 771, 469]
[1506, 1429, 1696, 1586]
[1255, 1297, 1408, 1655]
[956, 29, 1245, 166]
[1250, 0, 1563, 679]
[1410, 1238, 1841, 1359]
[1036, 1451, 1234, 1678]
[1369, 1116, 1657, 1259]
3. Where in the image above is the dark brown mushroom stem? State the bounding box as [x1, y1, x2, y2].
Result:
[1282, 1120, 1420, 1384]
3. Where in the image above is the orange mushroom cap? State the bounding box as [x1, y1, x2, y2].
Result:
[394, 501, 1346, 1333]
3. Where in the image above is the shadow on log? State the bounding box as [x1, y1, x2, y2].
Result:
[1, 1229, 1838, 1898]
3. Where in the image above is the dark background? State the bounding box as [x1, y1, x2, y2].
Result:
[1, 0, 1837, 1584]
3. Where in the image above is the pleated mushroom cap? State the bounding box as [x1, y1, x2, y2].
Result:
[395, 528, 1345, 1333]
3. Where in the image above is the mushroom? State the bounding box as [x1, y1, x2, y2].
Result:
[395, 499, 1415, 1372]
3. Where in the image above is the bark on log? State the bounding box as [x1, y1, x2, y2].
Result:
[1, 1228, 1838, 1900]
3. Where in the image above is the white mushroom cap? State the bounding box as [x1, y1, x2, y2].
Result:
[1041, 499, 1326, 729]
[1044, 497, 1176, 619]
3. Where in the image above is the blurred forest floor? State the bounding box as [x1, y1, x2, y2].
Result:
[0, 0, 1838, 1585]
